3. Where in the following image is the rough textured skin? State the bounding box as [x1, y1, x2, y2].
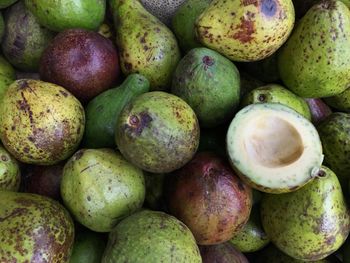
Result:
[61, 149, 145, 232]
[23, 162, 64, 200]
[167, 152, 252, 245]
[111, 0, 181, 91]
[305, 98, 332, 125]
[40, 28, 120, 103]
[84, 74, 150, 148]
[241, 84, 311, 120]
[230, 205, 270, 252]
[102, 210, 201, 263]
[0, 191, 74, 263]
[0, 0, 17, 8]
[24, 0, 105, 32]
[140, 0, 186, 25]
[116, 91, 200, 173]
[318, 113, 350, 184]
[195, 0, 295, 62]
[261, 166, 350, 261]
[172, 0, 211, 52]
[0, 79, 85, 165]
[278, 0, 350, 98]
[325, 88, 350, 112]
[0, 145, 20, 191]
[172, 47, 240, 128]
[0, 55, 15, 101]
[199, 242, 249, 263]
[2, 1, 54, 72]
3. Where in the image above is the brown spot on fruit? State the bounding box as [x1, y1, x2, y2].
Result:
[202, 56, 215, 67]
[258, 94, 266, 102]
[233, 17, 255, 43]
[242, 0, 258, 7]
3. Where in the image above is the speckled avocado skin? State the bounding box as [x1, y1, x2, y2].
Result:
[278, 0, 350, 98]
[115, 91, 200, 173]
[325, 87, 350, 112]
[1, 1, 54, 72]
[102, 210, 202, 263]
[241, 84, 311, 120]
[0, 191, 74, 262]
[318, 113, 350, 184]
[195, 0, 295, 62]
[261, 166, 350, 261]
[0, 145, 20, 191]
[61, 148, 145, 232]
[0, 79, 85, 165]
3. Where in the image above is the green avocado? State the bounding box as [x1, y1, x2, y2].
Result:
[24, 0, 105, 32]
[0, 145, 20, 191]
[0, 55, 15, 101]
[84, 74, 150, 148]
[324, 87, 350, 112]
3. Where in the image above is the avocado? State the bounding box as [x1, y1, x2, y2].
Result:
[0, 55, 15, 101]
[325, 87, 350, 112]
[84, 74, 150, 148]
[0, 145, 20, 191]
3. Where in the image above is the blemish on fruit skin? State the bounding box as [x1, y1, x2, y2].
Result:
[232, 16, 255, 43]
[261, 0, 278, 17]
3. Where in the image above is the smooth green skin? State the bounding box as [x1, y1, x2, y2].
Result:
[115, 91, 200, 173]
[241, 84, 312, 120]
[261, 166, 350, 261]
[0, 191, 74, 262]
[111, 0, 181, 91]
[25, 0, 105, 32]
[0, 55, 15, 101]
[172, 47, 240, 128]
[70, 229, 106, 263]
[0, 0, 17, 8]
[230, 205, 269, 253]
[61, 149, 145, 232]
[172, 0, 211, 52]
[0, 79, 85, 165]
[84, 74, 150, 148]
[0, 145, 20, 191]
[278, 1, 350, 98]
[144, 172, 166, 210]
[325, 87, 350, 112]
[2, 1, 54, 72]
[318, 113, 350, 187]
[102, 210, 202, 263]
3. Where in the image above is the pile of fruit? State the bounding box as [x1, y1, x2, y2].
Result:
[1, 0, 350, 262]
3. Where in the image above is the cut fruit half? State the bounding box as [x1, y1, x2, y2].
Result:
[226, 103, 324, 193]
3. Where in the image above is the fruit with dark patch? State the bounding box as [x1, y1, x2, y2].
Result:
[230, 205, 270, 252]
[172, 0, 211, 52]
[199, 242, 249, 263]
[318, 113, 350, 186]
[0, 79, 85, 165]
[167, 152, 252, 245]
[0, 55, 15, 101]
[324, 88, 350, 112]
[172, 47, 240, 128]
[195, 0, 295, 61]
[23, 162, 64, 200]
[305, 98, 332, 125]
[24, 0, 105, 32]
[0, 145, 20, 191]
[1, 1, 54, 72]
[0, 0, 18, 8]
[84, 74, 149, 148]
[102, 210, 201, 263]
[110, 0, 181, 90]
[0, 191, 74, 262]
[261, 166, 350, 261]
[116, 91, 200, 173]
[40, 28, 120, 102]
[278, 0, 350, 98]
[61, 149, 145, 232]
[241, 84, 311, 120]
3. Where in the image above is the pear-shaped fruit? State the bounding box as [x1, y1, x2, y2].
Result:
[0, 191, 74, 262]
[111, 0, 181, 91]
[227, 103, 323, 193]
[261, 166, 350, 261]
[241, 84, 311, 120]
[278, 0, 350, 98]
[0, 145, 20, 191]
[195, 0, 295, 62]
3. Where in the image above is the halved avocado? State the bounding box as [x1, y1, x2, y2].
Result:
[226, 103, 324, 193]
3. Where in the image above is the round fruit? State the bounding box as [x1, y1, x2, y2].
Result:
[40, 28, 120, 102]
[0, 79, 85, 165]
[0, 145, 20, 191]
[226, 103, 324, 193]
[61, 149, 145, 232]
[115, 91, 200, 173]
